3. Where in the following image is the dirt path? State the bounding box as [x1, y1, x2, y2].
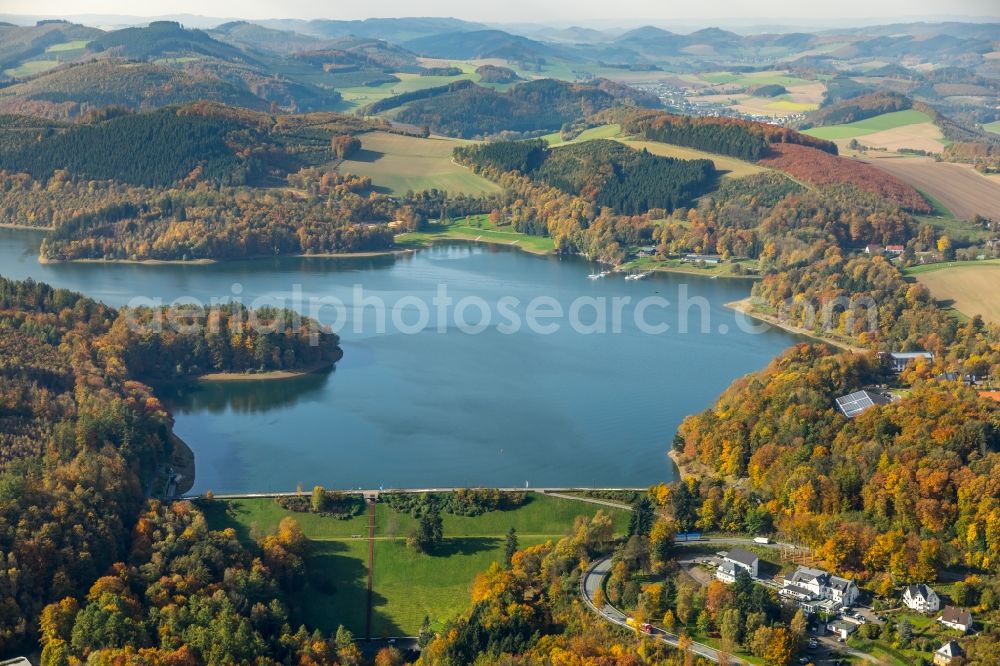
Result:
[365, 498, 376, 640]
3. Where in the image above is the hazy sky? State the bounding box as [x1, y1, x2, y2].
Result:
[4, 0, 998, 24]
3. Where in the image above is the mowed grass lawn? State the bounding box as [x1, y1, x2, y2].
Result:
[396, 215, 556, 254]
[804, 110, 932, 140]
[204, 493, 629, 636]
[338, 131, 500, 196]
[910, 260, 1000, 323]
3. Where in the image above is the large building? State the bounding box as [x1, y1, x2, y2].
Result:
[903, 583, 941, 613]
[779, 566, 860, 610]
[889, 351, 934, 373]
[716, 548, 760, 583]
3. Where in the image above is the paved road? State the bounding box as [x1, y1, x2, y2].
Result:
[580, 556, 747, 665]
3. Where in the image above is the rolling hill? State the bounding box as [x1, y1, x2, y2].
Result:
[85, 20, 256, 62]
[384, 78, 661, 139]
[0, 20, 102, 77]
[402, 29, 559, 61]
[0, 102, 374, 186]
[0, 60, 268, 118]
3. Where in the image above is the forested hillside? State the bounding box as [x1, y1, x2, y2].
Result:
[0, 277, 339, 654]
[759, 143, 933, 213]
[623, 109, 838, 161]
[455, 138, 717, 215]
[675, 342, 1000, 579]
[388, 78, 660, 139]
[0, 60, 268, 119]
[0, 102, 372, 187]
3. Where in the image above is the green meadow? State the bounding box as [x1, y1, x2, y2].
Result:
[203, 492, 629, 636]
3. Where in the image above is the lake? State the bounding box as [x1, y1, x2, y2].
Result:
[0, 228, 801, 493]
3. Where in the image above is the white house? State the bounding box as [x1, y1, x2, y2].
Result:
[716, 548, 759, 583]
[938, 606, 973, 633]
[934, 640, 965, 666]
[780, 566, 859, 607]
[903, 583, 941, 613]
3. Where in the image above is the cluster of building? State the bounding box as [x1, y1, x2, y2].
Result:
[711, 549, 975, 661]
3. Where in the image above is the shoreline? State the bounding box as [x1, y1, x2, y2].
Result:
[725, 297, 867, 353]
[637, 264, 760, 280]
[169, 433, 196, 496]
[0, 223, 51, 231]
[399, 233, 552, 256]
[40, 256, 216, 266]
[667, 450, 690, 481]
[37, 247, 414, 265]
[197, 360, 335, 382]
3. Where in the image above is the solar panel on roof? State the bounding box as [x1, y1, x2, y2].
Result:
[836, 391, 878, 418]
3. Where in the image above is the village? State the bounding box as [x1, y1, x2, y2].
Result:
[704, 544, 975, 666]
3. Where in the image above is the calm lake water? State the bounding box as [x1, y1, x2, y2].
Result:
[0, 228, 801, 493]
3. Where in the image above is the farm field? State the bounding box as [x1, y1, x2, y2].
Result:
[852, 122, 946, 153]
[396, 215, 555, 254]
[337, 131, 500, 196]
[864, 155, 1000, 220]
[803, 110, 933, 139]
[618, 138, 767, 178]
[984, 120, 1000, 135]
[203, 493, 629, 636]
[910, 261, 1000, 323]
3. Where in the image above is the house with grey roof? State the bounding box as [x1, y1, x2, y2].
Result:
[780, 565, 859, 608]
[715, 548, 759, 583]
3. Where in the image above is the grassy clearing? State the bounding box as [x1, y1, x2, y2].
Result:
[338, 131, 499, 196]
[3, 59, 60, 77]
[338, 70, 476, 108]
[542, 123, 623, 146]
[205, 493, 628, 636]
[396, 215, 555, 254]
[617, 139, 766, 178]
[370, 536, 552, 635]
[44, 40, 90, 52]
[803, 110, 932, 140]
[914, 204, 993, 244]
[621, 255, 759, 279]
[984, 120, 1000, 135]
[911, 261, 1000, 323]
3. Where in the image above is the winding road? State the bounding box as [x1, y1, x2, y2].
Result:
[580, 555, 747, 664]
